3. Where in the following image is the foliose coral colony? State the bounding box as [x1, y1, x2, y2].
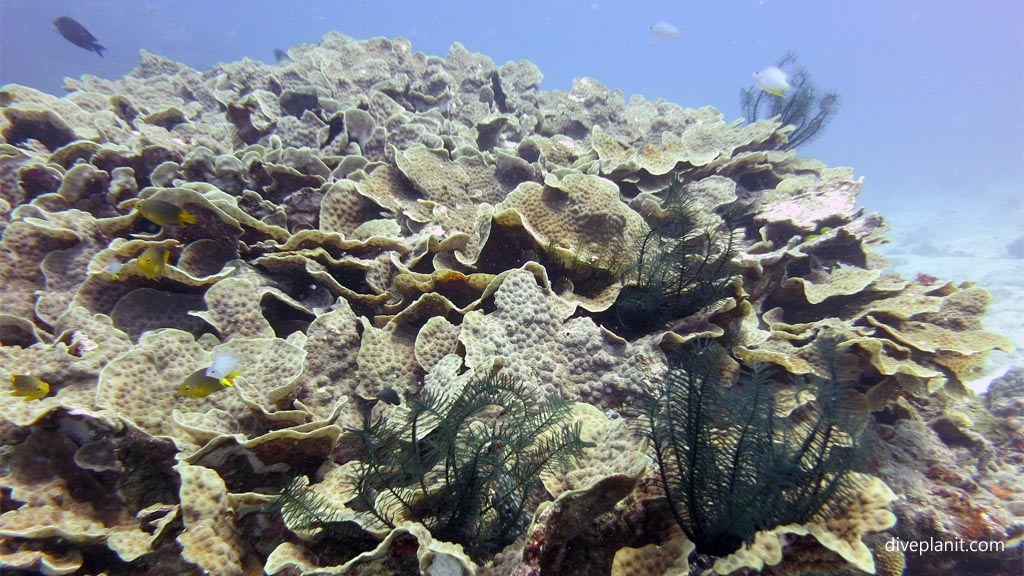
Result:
[1, 33, 1021, 576]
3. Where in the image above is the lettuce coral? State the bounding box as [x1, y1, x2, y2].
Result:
[0, 30, 1017, 576]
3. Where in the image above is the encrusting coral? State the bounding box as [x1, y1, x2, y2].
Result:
[1, 30, 1019, 576]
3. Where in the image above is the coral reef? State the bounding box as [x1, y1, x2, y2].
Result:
[1, 31, 1019, 575]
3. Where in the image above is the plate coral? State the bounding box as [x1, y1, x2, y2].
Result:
[1, 32, 1021, 576]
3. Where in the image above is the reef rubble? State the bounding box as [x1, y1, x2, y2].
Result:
[1, 32, 1021, 575]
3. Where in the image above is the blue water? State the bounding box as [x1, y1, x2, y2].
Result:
[2, 0, 1022, 218]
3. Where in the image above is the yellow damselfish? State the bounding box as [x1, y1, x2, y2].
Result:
[137, 246, 170, 279]
[136, 199, 196, 226]
[177, 367, 238, 398]
[9, 374, 50, 402]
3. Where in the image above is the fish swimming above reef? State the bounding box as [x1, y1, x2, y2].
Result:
[753, 65, 792, 97]
[178, 368, 236, 398]
[137, 246, 170, 279]
[10, 375, 50, 402]
[53, 16, 105, 57]
[649, 21, 681, 40]
[136, 199, 196, 227]
[274, 48, 289, 63]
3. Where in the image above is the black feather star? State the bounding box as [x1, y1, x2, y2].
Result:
[642, 338, 865, 557]
[609, 182, 739, 338]
[270, 370, 592, 563]
[740, 52, 841, 151]
[266, 477, 379, 564]
[351, 371, 592, 561]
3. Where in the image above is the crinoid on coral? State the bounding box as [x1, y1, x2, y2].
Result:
[265, 476, 380, 564]
[741, 52, 841, 151]
[642, 338, 867, 558]
[607, 179, 739, 338]
[344, 370, 591, 562]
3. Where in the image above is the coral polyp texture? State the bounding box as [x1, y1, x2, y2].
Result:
[1, 32, 1020, 576]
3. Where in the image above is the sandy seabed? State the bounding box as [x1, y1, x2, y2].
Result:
[879, 196, 1024, 390]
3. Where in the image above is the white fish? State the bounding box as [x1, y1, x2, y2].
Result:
[649, 21, 681, 40]
[753, 66, 791, 97]
[103, 261, 125, 279]
[206, 352, 241, 383]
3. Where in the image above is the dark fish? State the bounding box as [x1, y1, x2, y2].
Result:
[375, 387, 401, 406]
[226, 100, 275, 145]
[273, 48, 289, 63]
[54, 16, 105, 57]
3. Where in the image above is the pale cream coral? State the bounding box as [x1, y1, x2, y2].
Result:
[176, 238, 238, 277]
[868, 317, 1014, 356]
[185, 424, 344, 486]
[0, 426, 177, 566]
[175, 462, 248, 576]
[755, 173, 862, 231]
[319, 179, 389, 235]
[415, 316, 461, 371]
[734, 341, 815, 375]
[611, 524, 694, 576]
[294, 298, 363, 420]
[0, 308, 131, 427]
[497, 172, 646, 267]
[460, 267, 655, 405]
[392, 145, 509, 263]
[543, 403, 648, 497]
[3, 205, 130, 324]
[0, 477, 111, 540]
[591, 109, 782, 176]
[0, 29, 1017, 576]
[96, 329, 210, 439]
[787, 267, 884, 305]
[265, 522, 475, 576]
[805, 473, 898, 574]
[110, 288, 209, 341]
[712, 524, 808, 575]
[96, 329, 305, 445]
[356, 315, 422, 395]
[106, 503, 180, 562]
[0, 547, 83, 576]
[191, 276, 275, 339]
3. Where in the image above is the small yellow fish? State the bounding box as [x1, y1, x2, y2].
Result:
[177, 368, 237, 398]
[10, 374, 50, 402]
[136, 199, 196, 227]
[137, 246, 170, 279]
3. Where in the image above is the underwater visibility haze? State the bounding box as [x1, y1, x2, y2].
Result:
[0, 1, 1022, 575]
